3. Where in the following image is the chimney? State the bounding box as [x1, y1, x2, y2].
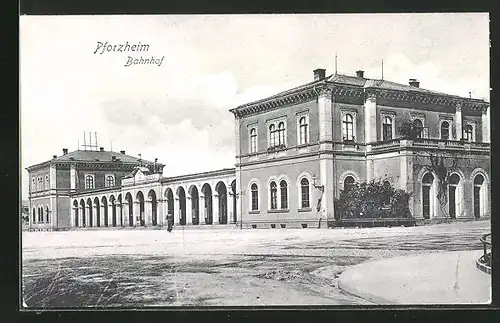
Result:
[52, 155, 57, 159]
[409, 78, 420, 87]
[120, 150, 126, 154]
[313, 68, 326, 81]
[155, 158, 158, 163]
[62, 148, 68, 155]
[112, 155, 116, 161]
[99, 147, 104, 152]
[356, 70, 364, 78]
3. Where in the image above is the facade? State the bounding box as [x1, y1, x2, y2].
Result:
[26, 68, 491, 230]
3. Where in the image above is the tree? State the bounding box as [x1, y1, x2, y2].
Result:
[335, 180, 412, 219]
[397, 119, 422, 140]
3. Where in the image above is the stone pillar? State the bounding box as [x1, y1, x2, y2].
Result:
[49, 164, 56, 190]
[174, 198, 180, 225]
[123, 202, 129, 226]
[145, 200, 152, 226]
[157, 199, 165, 226]
[186, 197, 193, 225]
[50, 196, 57, 229]
[93, 204, 98, 227]
[366, 158, 374, 182]
[317, 87, 335, 223]
[134, 201, 140, 226]
[482, 105, 490, 142]
[213, 194, 220, 224]
[71, 207, 76, 227]
[399, 140, 415, 217]
[70, 165, 76, 191]
[223, 195, 230, 224]
[107, 204, 113, 227]
[199, 196, 206, 224]
[78, 205, 83, 227]
[455, 103, 463, 140]
[364, 91, 377, 143]
[100, 204, 106, 227]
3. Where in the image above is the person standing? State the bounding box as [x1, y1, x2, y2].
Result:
[167, 213, 173, 232]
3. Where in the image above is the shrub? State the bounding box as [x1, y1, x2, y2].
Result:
[335, 180, 412, 219]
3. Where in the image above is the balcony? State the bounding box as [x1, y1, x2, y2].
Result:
[370, 138, 490, 153]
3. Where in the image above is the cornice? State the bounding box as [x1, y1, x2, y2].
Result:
[230, 79, 489, 118]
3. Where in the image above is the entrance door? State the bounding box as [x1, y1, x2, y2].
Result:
[422, 186, 430, 219]
[449, 186, 456, 219]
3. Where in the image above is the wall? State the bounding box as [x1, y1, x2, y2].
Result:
[56, 169, 70, 189]
[412, 152, 490, 219]
[57, 196, 71, 228]
[333, 156, 367, 197]
[239, 99, 319, 156]
[240, 155, 320, 228]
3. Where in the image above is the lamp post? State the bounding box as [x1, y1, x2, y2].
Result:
[311, 174, 324, 192]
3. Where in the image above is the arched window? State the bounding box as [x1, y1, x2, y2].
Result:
[440, 121, 450, 140]
[32, 208, 36, 222]
[300, 178, 310, 208]
[45, 206, 50, 223]
[422, 172, 434, 219]
[38, 207, 43, 222]
[299, 117, 308, 145]
[45, 175, 49, 190]
[448, 173, 460, 219]
[473, 174, 485, 218]
[270, 181, 278, 210]
[106, 175, 115, 187]
[251, 183, 259, 211]
[464, 125, 473, 141]
[278, 122, 286, 146]
[413, 119, 423, 138]
[382, 116, 393, 141]
[32, 179, 36, 191]
[280, 180, 288, 209]
[37, 177, 42, 191]
[343, 175, 355, 191]
[342, 114, 354, 141]
[269, 124, 276, 147]
[250, 128, 257, 153]
[85, 175, 94, 189]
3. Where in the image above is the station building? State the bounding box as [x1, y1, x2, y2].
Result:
[26, 68, 491, 230]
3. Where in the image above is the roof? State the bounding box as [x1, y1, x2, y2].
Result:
[233, 72, 487, 112]
[27, 149, 164, 170]
[132, 166, 152, 175]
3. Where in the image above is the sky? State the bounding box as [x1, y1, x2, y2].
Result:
[20, 13, 489, 198]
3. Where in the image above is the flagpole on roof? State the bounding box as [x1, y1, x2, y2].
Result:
[335, 53, 338, 75]
[381, 59, 384, 80]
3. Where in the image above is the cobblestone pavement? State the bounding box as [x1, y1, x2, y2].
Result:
[22, 220, 490, 307]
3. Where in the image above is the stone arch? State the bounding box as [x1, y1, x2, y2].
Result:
[448, 171, 464, 219]
[86, 198, 93, 227]
[421, 171, 437, 219]
[125, 192, 133, 226]
[164, 187, 175, 223]
[136, 191, 145, 226]
[101, 196, 108, 227]
[80, 199, 86, 227]
[148, 189, 158, 226]
[73, 200, 79, 227]
[109, 195, 117, 227]
[94, 197, 100, 227]
[201, 183, 213, 225]
[215, 181, 228, 224]
[188, 185, 200, 225]
[470, 169, 489, 218]
[338, 170, 361, 188]
[176, 186, 187, 225]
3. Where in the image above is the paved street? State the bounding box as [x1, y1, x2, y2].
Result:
[22, 220, 490, 307]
